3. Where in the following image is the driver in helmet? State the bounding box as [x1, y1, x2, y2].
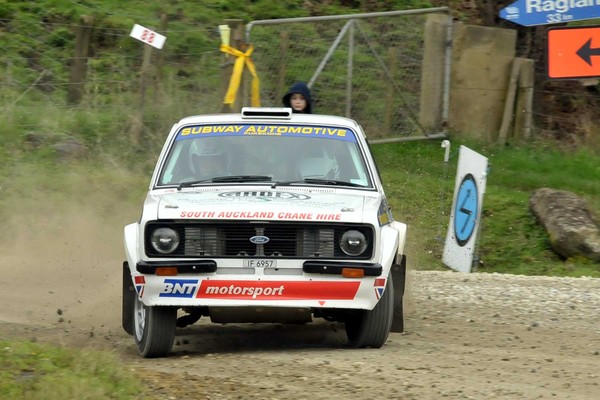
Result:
[298, 147, 339, 180]
[190, 140, 228, 180]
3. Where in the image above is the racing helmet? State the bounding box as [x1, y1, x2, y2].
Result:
[298, 147, 339, 179]
[190, 139, 227, 178]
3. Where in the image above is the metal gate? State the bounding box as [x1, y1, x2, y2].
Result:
[246, 8, 452, 142]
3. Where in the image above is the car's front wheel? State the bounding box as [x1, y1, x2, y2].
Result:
[133, 296, 176, 358]
[345, 278, 394, 348]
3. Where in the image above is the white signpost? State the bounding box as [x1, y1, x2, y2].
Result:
[129, 24, 166, 49]
[443, 146, 488, 273]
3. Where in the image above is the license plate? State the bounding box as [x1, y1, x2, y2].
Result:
[243, 259, 277, 268]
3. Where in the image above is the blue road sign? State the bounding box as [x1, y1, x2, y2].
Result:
[453, 174, 478, 247]
[500, 0, 600, 26]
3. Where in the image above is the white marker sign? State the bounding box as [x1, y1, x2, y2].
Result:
[442, 146, 488, 273]
[130, 24, 166, 49]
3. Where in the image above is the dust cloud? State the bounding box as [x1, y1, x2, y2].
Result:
[0, 180, 141, 336]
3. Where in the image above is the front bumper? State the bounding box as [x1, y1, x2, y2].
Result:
[135, 260, 382, 276]
[130, 260, 389, 310]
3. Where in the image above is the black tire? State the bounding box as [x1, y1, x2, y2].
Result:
[133, 296, 177, 358]
[345, 278, 394, 348]
[122, 262, 135, 336]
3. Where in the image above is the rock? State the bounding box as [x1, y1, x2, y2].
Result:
[23, 131, 54, 149]
[529, 188, 600, 262]
[51, 139, 89, 161]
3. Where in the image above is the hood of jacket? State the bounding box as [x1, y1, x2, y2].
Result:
[282, 82, 312, 113]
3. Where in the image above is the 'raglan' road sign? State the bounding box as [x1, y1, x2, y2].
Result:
[500, 0, 600, 26]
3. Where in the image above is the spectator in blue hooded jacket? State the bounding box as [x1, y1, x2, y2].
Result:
[282, 82, 312, 113]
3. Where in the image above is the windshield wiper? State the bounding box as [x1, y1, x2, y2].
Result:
[178, 175, 272, 190]
[271, 178, 366, 188]
[211, 175, 272, 183]
[177, 179, 213, 190]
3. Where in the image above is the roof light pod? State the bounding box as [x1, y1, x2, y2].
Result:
[241, 107, 293, 119]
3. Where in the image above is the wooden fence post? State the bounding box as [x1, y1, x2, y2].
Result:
[130, 41, 153, 145]
[67, 15, 94, 105]
[155, 13, 168, 93]
[514, 59, 534, 142]
[276, 31, 289, 105]
[497, 58, 523, 145]
[384, 47, 398, 136]
[498, 57, 535, 145]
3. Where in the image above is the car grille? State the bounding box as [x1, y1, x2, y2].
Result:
[145, 221, 374, 259]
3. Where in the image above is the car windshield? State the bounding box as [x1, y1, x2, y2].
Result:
[157, 123, 373, 188]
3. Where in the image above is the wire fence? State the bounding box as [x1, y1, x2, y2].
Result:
[247, 8, 452, 141]
[0, 14, 226, 149]
[0, 9, 596, 151]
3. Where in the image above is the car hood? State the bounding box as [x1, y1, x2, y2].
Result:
[151, 188, 381, 224]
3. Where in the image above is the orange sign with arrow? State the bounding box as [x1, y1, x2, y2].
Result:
[547, 25, 600, 79]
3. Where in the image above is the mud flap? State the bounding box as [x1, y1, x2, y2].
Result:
[122, 262, 135, 335]
[390, 254, 406, 332]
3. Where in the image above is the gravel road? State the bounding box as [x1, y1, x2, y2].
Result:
[2, 263, 599, 400]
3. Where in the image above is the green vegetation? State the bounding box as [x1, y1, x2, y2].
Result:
[1, 0, 598, 279]
[6, 134, 599, 280]
[0, 339, 144, 399]
[371, 139, 600, 278]
[1, 1, 599, 397]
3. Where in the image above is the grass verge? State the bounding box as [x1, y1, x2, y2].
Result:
[0, 339, 144, 400]
[371, 138, 600, 277]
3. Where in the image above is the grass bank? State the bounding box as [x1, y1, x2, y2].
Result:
[0, 339, 144, 400]
[371, 139, 600, 277]
[2, 136, 599, 278]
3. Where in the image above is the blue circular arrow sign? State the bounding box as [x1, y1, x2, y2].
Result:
[454, 173, 478, 247]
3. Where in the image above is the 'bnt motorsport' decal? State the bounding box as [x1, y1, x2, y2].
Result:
[196, 280, 360, 300]
[160, 279, 199, 298]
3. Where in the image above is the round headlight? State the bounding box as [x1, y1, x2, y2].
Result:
[150, 227, 180, 254]
[339, 230, 368, 256]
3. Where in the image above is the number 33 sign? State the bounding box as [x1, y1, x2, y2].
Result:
[130, 24, 166, 49]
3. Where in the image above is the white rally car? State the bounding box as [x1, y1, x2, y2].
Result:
[122, 108, 408, 357]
